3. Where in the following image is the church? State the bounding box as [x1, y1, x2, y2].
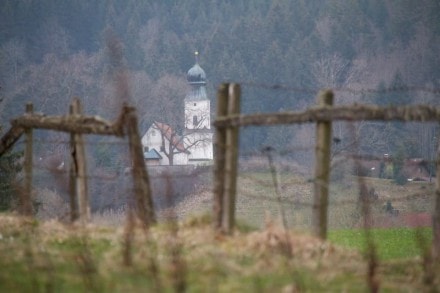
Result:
[141, 52, 213, 166]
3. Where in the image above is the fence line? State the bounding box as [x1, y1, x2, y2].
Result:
[238, 190, 433, 207]
[236, 81, 440, 95]
[0, 98, 155, 226]
[215, 104, 440, 128]
[213, 82, 440, 259]
[0, 83, 439, 257]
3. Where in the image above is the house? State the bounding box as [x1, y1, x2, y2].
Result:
[143, 147, 162, 166]
[142, 122, 189, 165]
[141, 52, 213, 166]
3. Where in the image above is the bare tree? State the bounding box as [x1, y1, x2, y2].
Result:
[152, 122, 187, 166]
[0, 38, 26, 83]
[151, 120, 211, 166]
[38, 18, 72, 58]
[311, 54, 370, 155]
[311, 53, 352, 89]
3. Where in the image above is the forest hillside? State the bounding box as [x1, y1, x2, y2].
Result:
[1, 0, 439, 157]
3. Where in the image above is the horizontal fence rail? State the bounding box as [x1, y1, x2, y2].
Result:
[11, 113, 124, 136]
[214, 104, 440, 128]
[213, 83, 440, 263]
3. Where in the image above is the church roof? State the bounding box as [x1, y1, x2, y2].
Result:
[185, 51, 208, 101]
[185, 86, 207, 101]
[153, 121, 190, 154]
[144, 148, 162, 160]
[187, 51, 206, 85]
[187, 63, 206, 85]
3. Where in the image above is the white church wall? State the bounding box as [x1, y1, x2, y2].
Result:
[142, 127, 167, 165]
[142, 125, 189, 166]
[186, 132, 213, 162]
[173, 152, 188, 165]
[184, 100, 210, 130]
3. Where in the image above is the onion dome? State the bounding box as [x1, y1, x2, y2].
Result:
[187, 51, 206, 85]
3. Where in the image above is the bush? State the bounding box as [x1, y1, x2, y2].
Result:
[394, 172, 407, 186]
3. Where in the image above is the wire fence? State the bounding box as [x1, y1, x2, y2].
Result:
[1, 81, 439, 292]
[232, 142, 436, 231]
[0, 83, 438, 232]
[236, 82, 440, 95]
[212, 83, 439, 242]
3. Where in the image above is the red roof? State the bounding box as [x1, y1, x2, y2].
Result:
[153, 122, 189, 154]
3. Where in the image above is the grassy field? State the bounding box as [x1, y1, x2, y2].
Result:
[2, 169, 438, 291]
[0, 213, 439, 292]
[329, 227, 433, 260]
[233, 171, 435, 231]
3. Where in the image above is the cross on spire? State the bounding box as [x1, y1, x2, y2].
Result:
[195, 51, 199, 64]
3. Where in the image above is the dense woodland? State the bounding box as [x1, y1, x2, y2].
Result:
[1, 0, 439, 163]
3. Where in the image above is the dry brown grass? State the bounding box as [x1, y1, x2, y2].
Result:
[1, 213, 438, 291]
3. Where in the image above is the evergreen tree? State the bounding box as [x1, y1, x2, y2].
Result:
[392, 147, 407, 185]
[0, 88, 22, 211]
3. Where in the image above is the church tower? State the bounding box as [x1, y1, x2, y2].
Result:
[184, 52, 213, 164]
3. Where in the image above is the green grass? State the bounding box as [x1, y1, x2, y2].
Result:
[329, 227, 433, 260]
[0, 214, 438, 292]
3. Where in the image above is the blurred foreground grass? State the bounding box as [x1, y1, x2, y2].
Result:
[0, 213, 438, 292]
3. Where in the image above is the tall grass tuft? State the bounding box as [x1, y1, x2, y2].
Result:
[263, 146, 293, 258]
[348, 122, 380, 293]
[122, 208, 134, 267]
[75, 230, 101, 292]
[164, 171, 187, 292]
[414, 227, 437, 288]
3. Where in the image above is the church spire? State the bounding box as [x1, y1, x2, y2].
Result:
[195, 51, 199, 64]
[186, 52, 207, 102]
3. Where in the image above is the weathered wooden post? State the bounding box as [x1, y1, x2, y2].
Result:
[433, 139, 440, 260]
[213, 84, 229, 231]
[68, 103, 79, 222]
[70, 98, 90, 223]
[22, 102, 34, 216]
[125, 105, 156, 226]
[222, 83, 241, 234]
[312, 90, 334, 239]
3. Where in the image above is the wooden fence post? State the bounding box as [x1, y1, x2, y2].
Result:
[213, 84, 229, 231]
[125, 105, 156, 226]
[22, 102, 34, 216]
[68, 103, 79, 222]
[312, 90, 334, 239]
[70, 98, 90, 223]
[433, 140, 440, 260]
[222, 84, 241, 234]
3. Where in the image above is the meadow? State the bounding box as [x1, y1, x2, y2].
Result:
[1, 170, 438, 291]
[329, 227, 433, 260]
[0, 212, 438, 292]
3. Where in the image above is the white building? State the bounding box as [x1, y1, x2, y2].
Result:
[141, 52, 213, 166]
